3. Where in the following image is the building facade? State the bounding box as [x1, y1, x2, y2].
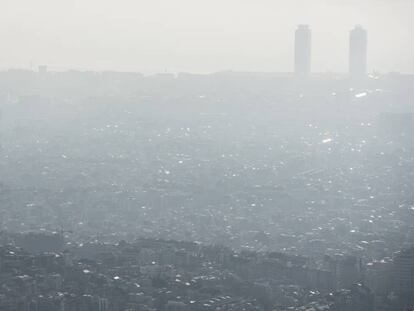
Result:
[294, 25, 312, 77]
[349, 25, 368, 78]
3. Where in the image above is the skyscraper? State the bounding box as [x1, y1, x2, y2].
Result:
[349, 25, 368, 78]
[294, 25, 312, 77]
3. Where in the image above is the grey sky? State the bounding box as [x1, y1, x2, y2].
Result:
[1, 0, 413, 74]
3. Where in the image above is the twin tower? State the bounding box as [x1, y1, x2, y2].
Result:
[294, 25, 368, 78]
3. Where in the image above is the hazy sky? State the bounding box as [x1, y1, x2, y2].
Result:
[1, 0, 413, 74]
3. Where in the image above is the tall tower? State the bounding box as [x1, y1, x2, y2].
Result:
[294, 25, 312, 77]
[349, 25, 367, 78]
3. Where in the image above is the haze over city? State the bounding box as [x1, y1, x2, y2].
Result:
[1, 0, 414, 73]
[1, 1, 414, 311]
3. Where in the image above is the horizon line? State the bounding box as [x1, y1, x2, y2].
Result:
[1, 68, 412, 77]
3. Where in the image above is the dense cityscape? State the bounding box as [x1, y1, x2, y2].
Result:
[0, 2, 414, 307]
[0, 65, 413, 310]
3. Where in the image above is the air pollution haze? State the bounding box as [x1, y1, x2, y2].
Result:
[1, 0, 414, 73]
[0, 1, 414, 311]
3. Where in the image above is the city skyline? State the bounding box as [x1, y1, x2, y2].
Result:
[1, 0, 413, 74]
[1, 1, 413, 310]
[3, 25, 376, 78]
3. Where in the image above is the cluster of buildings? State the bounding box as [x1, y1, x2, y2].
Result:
[0, 235, 413, 310]
[294, 25, 367, 78]
[0, 53, 412, 310]
[0, 239, 399, 311]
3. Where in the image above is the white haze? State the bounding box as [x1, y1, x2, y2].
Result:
[1, 0, 413, 74]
